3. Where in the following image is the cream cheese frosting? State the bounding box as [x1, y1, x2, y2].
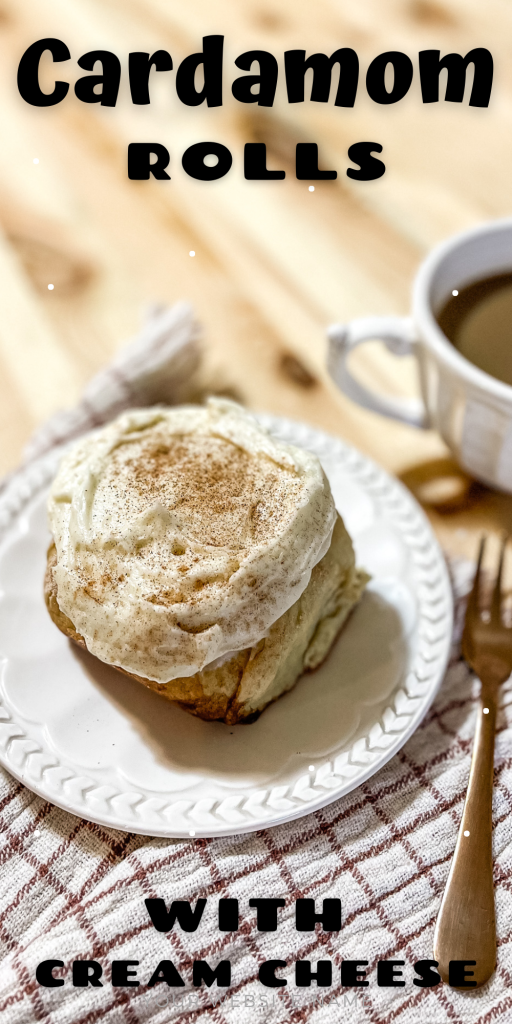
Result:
[47, 399, 337, 683]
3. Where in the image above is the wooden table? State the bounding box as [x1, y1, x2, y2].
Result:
[1, 0, 512, 567]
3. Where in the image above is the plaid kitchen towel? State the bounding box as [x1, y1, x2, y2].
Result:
[0, 312, 511, 1024]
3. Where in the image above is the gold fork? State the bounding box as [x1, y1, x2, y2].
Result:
[434, 535, 511, 987]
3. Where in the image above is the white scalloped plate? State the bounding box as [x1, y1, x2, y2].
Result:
[0, 415, 452, 838]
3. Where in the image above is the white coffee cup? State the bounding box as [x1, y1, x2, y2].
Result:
[327, 217, 512, 493]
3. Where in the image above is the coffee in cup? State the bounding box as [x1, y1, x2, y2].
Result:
[327, 217, 512, 493]
[437, 272, 512, 388]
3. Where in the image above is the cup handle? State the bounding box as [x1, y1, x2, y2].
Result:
[327, 315, 429, 429]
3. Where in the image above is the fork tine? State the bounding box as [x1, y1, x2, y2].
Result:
[491, 533, 508, 624]
[467, 535, 486, 616]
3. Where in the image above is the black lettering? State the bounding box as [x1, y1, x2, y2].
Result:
[448, 960, 477, 988]
[218, 898, 239, 931]
[413, 960, 442, 988]
[295, 961, 332, 987]
[176, 35, 223, 107]
[295, 898, 341, 931]
[366, 51, 413, 104]
[244, 143, 285, 179]
[17, 38, 70, 107]
[36, 960, 65, 988]
[295, 143, 336, 180]
[144, 897, 206, 931]
[347, 142, 385, 180]
[419, 48, 493, 107]
[284, 49, 358, 107]
[341, 961, 369, 987]
[182, 142, 232, 180]
[147, 961, 185, 988]
[74, 50, 120, 106]
[377, 961, 406, 987]
[193, 961, 231, 987]
[259, 960, 287, 987]
[249, 898, 286, 931]
[129, 50, 173, 104]
[128, 143, 170, 180]
[111, 961, 139, 987]
[72, 961, 103, 988]
[232, 50, 278, 106]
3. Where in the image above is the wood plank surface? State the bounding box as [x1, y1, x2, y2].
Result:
[0, 0, 511, 566]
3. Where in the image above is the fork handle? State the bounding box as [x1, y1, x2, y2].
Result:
[433, 687, 497, 986]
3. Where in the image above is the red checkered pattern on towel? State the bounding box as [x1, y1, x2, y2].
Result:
[0, 568, 512, 1024]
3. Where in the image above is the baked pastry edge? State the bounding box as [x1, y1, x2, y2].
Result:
[44, 516, 368, 724]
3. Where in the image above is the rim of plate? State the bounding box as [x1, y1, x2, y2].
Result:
[0, 414, 453, 838]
